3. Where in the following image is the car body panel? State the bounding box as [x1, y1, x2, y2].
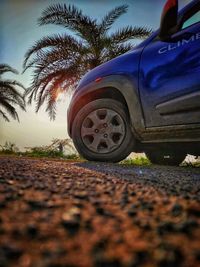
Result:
[76, 47, 143, 92]
[139, 18, 200, 127]
[67, 0, 200, 145]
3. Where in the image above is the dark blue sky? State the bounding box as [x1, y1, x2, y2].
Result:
[0, 0, 191, 148]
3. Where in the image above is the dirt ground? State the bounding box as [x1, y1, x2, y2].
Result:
[0, 156, 200, 267]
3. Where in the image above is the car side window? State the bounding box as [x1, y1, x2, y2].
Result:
[182, 10, 200, 30]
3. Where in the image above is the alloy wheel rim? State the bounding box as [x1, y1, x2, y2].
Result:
[81, 108, 125, 154]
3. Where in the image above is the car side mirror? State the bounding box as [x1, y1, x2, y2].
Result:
[159, 0, 178, 41]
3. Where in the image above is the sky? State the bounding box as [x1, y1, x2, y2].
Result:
[0, 0, 191, 149]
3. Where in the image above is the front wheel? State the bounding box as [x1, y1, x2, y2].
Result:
[72, 99, 134, 162]
[146, 150, 186, 166]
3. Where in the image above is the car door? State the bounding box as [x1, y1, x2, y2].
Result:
[139, 5, 200, 128]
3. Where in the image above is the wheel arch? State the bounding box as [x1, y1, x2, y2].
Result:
[69, 86, 128, 122]
[67, 75, 145, 140]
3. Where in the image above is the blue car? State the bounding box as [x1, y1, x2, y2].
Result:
[67, 0, 200, 165]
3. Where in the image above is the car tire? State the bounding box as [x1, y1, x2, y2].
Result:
[146, 150, 186, 166]
[72, 99, 134, 163]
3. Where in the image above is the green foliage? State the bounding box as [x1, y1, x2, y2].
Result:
[0, 142, 19, 154]
[24, 138, 77, 156]
[0, 139, 83, 160]
[121, 156, 151, 166]
[21, 150, 82, 160]
[0, 64, 26, 122]
[23, 147, 64, 158]
[64, 153, 83, 160]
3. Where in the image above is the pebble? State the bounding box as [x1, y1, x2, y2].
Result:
[74, 191, 88, 200]
[171, 203, 183, 217]
[156, 245, 183, 267]
[176, 219, 198, 234]
[0, 244, 23, 260]
[187, 204, 200, 217]
[61, 207, 81, 235]
[94, 256, 122, 267]
[127, 208, 137, 217]
[26, 224, 39, 238]
[27, 200, 48, 210]
[157, 221, 175, 235]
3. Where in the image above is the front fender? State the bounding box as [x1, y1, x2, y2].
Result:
[67, 75, 145, 140]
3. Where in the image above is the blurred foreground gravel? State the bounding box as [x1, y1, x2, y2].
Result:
[0, 156, 200, 267]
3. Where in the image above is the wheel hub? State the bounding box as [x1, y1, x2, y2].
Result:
[81, 108, 125, 154]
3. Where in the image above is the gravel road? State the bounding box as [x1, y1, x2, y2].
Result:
[0, 156, 200, 267]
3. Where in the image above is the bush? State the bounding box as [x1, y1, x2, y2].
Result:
[0, 140, 83, 160]
[121, 156, 151, 166]
[64, 154, 82, 160]
[0, 142, 19, 154]
[23, 148, 64, 158]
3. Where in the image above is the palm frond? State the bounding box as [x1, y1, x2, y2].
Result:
[0, 98, 19, 121]
[23, 34, 82, 69]
[26, 60, 79, 109]
[35, 76, 62, 112]
[0, 94, 25, 111]
[45, 91, 57, 120]
[110, 26, 152, 44]
[31, 50, 82, 88]
[27, 46, 77, 75]
[0, 63, 26, 121]
[99, 5, 128, 34]
[104, 43, 133, 60]
[39, 4, 83, 26]
[0, 64, 18, 76]
[0, 109, 9, 122]
[0, 80, 26, 90]
[38, 4, 98, 41]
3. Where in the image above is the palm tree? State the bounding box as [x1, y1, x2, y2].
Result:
[0, 64, 26, 122]
[24, 4, 151, 119]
